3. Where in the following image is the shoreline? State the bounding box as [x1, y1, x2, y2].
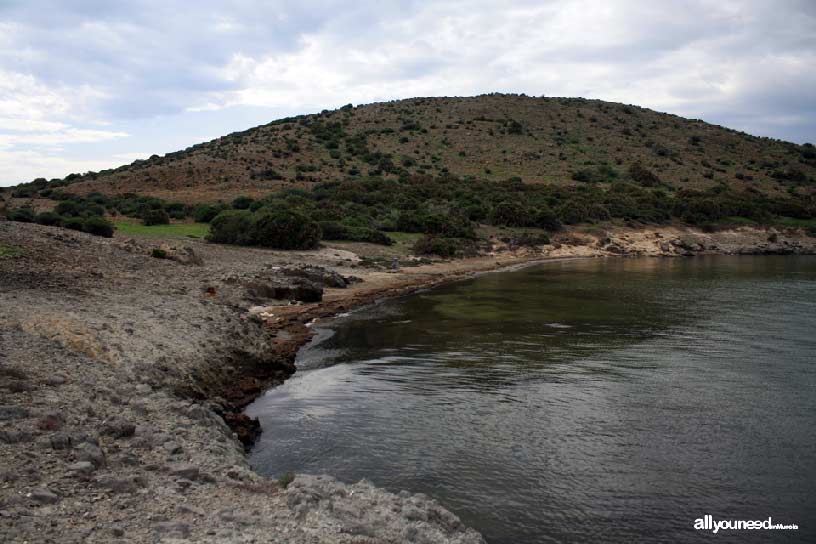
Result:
[2, 220, 816, 543]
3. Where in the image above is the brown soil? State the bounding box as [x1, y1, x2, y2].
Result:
[1, 219, 814, 543]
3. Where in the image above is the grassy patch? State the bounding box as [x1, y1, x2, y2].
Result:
[0, 243, 22, 258]
[114, 220, 209, 238]
[386, 231, 424, 244]
[773, 216, 816, 229]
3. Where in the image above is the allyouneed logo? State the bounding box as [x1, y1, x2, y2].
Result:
[694, 515, 798, 533]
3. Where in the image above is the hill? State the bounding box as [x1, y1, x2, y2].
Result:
[19, 94, 816, 203]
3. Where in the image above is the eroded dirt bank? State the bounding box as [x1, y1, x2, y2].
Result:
[1, 220, 814, 543]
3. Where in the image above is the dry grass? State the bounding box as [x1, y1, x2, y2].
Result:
[63, 94, 815, 203]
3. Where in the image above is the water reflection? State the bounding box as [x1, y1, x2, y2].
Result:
[247, 256, 816, 544]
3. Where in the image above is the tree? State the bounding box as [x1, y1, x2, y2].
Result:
[250, 209, 321, 250]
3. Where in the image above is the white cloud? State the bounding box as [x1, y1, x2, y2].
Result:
[0, 148, 129, 183]
[0, 0, 814, 185]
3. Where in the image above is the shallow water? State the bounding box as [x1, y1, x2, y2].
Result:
[247, 256, 816, 543]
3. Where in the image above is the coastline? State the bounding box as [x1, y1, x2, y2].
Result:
[2, 220, 816, 543]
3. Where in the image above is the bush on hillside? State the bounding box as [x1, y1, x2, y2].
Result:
[63, 217, 85, 231]
[413, 235, 476, 257]
[8, 208, 35, 223]
[232, 196, 255, 210]
[143, 209, 170, 226]
[534, 206, 562, 231]
[193, 204, 226, 223]
[35, 211, 62, 227]
[489, 201, 531, 227]
[55, 201, 81, 217]
[318, 221, 394, 245]
[628, 162, 661, 187]
[250, 209, 321, 249]
[84, 216, 115, 237]
[207, 210, 254, 245]
[317, 221, 350, 240]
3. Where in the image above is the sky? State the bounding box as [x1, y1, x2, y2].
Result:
[1, 0, 814, 186]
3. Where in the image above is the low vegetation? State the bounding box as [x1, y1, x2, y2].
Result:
[3, 95, 815, 253]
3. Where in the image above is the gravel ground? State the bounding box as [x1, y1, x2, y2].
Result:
[1, 219, 813, 543]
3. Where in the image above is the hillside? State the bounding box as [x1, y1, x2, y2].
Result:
[31, 94, 816, 203]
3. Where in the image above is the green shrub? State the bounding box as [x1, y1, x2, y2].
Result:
[143, 209, 170, 226]
[250, 209, 321, 249]
[413, 235, 475, 257]
[151, 248, 167, 259]
[8, 208, 35, 223]
[534, 206, 562, 231]
[318, 221, 350, 240]
[83, 216, 115, 237]
[232, 196, 254, 210]
[165, 202, 188, 219]
[628, 162, 661, 186]
[55, 201, 81, 217]
[63, 217, 85, 231]
[490, 201, 532, 227]
[396, 210, 474, 238]
[207, 210, 254, 245]
[35, 211, 62, 227]
[193, 204, 225, 223]
[278, 471, 295, 490]
[347, 227, 394, 245]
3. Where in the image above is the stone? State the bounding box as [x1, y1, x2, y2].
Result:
[152, 521, 191, 539]
[29, 488, 59, 505]
[67, 461, 95, 475]
[101, 420, 136, 439]
[76, 442, 106, 469]
[177, 504, 205, 517]
[162, 441, 183, 454]
[169, 464, 200, 481]
[44, 375, 67, 386]
[50, 433, 72, 450]
[134, 384, 152, 395]
[97, 475, 148, 493]
[0, 405, 28, 420]
[0, 430, 32, 444]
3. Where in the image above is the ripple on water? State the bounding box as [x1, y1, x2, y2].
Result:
[247, 256, 816, 544]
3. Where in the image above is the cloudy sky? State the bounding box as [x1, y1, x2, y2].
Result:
[1, 0, 814, 186]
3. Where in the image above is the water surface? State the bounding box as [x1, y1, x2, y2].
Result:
[247, 256, 816, 543]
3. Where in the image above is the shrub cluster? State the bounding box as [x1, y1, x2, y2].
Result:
[413, 235, 477, 257]
[208, 208, 321, 250]
[5, 205, 115, 237]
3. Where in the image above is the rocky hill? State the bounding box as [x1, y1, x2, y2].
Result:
[35, 94, 816, 204]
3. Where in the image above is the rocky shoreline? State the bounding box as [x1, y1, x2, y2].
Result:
[2, 220, 815, 543]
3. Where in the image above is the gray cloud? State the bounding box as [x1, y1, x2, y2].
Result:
[0, 0, 814, 184]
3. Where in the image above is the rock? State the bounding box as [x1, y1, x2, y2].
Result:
[101, 420, 136, 439]
[152, 521, 191, 539]
[50, 433, 73, 450]
[97, 475, 148, 493]
[67, 461, 95, 475]
[76, 442, 106, 469]
[168, 464, 199, 481]
[162, 441, 183, 455]
[281, 266, 349, 288]
[37, 413, 65, 431]
[0, 430, 32, 444]
[29, 488, 59, 505]
[134, 384, 152, 395]
[44, 375, 66, 387]
[0, 405, 29, 420]
[221, 413, 261, 449]
[177, 504, 205, 516]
